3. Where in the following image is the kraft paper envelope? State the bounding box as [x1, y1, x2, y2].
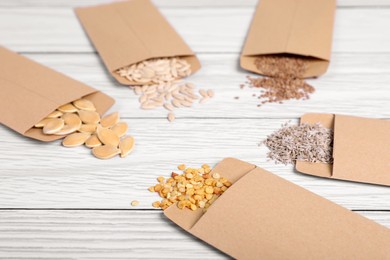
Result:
[165, 158, 390, 259]
[75, 0, 201, 85]
[240, 0, 336, 78]
[0, 46, 115, 142]
[296, 113, 390, 186]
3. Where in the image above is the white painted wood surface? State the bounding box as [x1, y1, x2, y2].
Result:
[0, 0, 389, 259]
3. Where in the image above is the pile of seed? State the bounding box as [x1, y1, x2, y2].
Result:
[148, 163, 232, 211]
[263, 122, 333, 164]
[116, 57, 214, 122]
[244, 55, 315, 106]
[33, 98, 135, 159]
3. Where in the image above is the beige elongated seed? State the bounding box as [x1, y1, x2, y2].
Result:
[62, 113, 82, 129]
[207, 89, 214, 98]
[172, 99, 181, 108]
[58, 103, 78, 113]
[180, 100, 192, 107]
[79, 124, 97, 133]
[54, 124, 79, 136]
[34, 118, 52, 128]
[62, 132, 91, 147]
[167, 112, 175, 122]
[85, 134, 102, 148]
[73, 98, 96, 111]
[111, 122, 128, 138]
[163, 103, 174, 111]
[46, 110, 63, 118]
[97, 127, 120, 146]
[100, 112, 119, 128]
[199, 89, 208, 97]
[119, 136, 135, 158]
[43, 118, 64, 134]
[78, 110, 100, 124]
[92, 145, 120, 159]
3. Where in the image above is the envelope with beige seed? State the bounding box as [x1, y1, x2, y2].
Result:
[75, 0, 201, 86]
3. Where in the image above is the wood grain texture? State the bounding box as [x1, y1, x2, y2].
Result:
[0, 210, 388, 259]
[9, 53, 390, 119]
[0, 0, 389, 258]
[1, 0, 390, 8]
[1, 8, 390, 53]
[1, 118, 390, 210]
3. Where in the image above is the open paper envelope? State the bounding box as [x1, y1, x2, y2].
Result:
[296, 113, 390, 186]
[0, 46, 114, 141]
[165, 158, 390, 259]
[75, 0, 201, 85]
[240, 0, 336, 78]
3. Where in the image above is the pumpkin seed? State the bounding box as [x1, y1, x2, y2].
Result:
[62, 132, 91, 147]
[100, 112, 119, 128]
[92, 145, 120, 159]
[79, 124, 97, 133]
[111, 122, 128, 138]
[85, 134, 102, 148]
[78, 110, 100, 124]
[58, 103, 78, 113]
[43, 118, 64, 134]
[34, 118, 52, 128]
[119, 136, 135, 158]
[73, 98, 96, 111]
[46, 110, 63, 118]
[97, 126, 120, 146]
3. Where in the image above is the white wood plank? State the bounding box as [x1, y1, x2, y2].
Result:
[0, 210, 388, 259]
[1, 8, 390, 53]
[1, 118, 389, 210]
[11, 53, 390, 119]
[1, 0, 390, 8]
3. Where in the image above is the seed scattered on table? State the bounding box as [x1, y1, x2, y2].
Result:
[149, 163, 232, 211]
[263, 122, 334, 164]
[33, 98, 135, 159]
[116, 57, 215, 122]
[131, 200, 140, 207]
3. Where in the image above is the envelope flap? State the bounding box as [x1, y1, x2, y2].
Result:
[241, 0, 335, 61]
[0, 47, 111, 140]
[164, 158, 256, 230]
[75, 0, 197, 77]
[295, 113, 334, 178]
[190, 167, 390, 259]
[332, 115, 390, 185]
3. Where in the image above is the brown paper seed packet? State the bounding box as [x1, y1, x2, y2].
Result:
[296, 113, 390, 186]
[75, 0, 201, 85]
[0, 46, 114, 142]
[240, 0, 336, 78]
[165, 158, 390, 259]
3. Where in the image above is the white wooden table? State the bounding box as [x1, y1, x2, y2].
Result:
[1, 0, 389, 259]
